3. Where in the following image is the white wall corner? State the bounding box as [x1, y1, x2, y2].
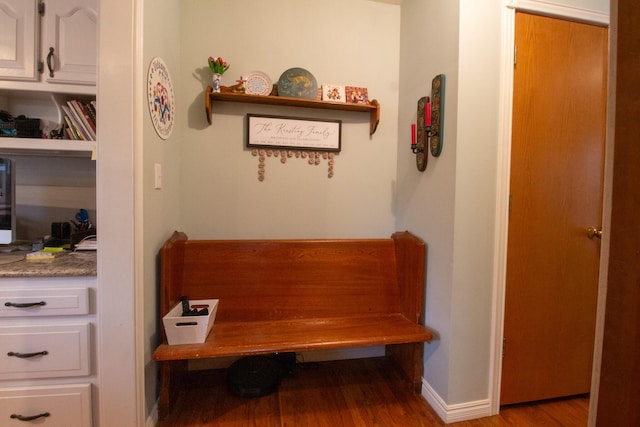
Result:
[422, 379, 493, 424]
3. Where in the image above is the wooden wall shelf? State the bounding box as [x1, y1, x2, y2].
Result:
[204, 85, 380, 135]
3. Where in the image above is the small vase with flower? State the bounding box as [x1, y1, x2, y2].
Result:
[208, 56, 230, 92]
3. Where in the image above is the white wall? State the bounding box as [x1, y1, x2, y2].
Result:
[141, 0, 183, 420]
[397, 0, 502, 410]
[397, 0, 608, 419]
[396, 0, 460, 402]
[178, 0, 400, 240]
[97, 0, 139, 424]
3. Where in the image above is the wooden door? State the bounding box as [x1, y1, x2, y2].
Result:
[596, 0, 640, 423]
[501, 12, 608, 406]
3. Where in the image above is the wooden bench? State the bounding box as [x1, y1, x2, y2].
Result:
[152, 231, 432, 419]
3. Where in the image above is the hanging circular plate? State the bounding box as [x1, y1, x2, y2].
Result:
[244, 71, 272, 96]
[277, 67, 318, 99]
[147, 57, 175, 139]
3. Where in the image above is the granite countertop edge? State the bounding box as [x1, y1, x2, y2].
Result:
[0, 252, 97, 278]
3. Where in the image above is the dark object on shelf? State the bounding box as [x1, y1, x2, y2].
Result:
[15, 117, 41, 138]
[277, 67, 318, 100]
[44, 221, 72, 247]
[0, 112, 41, 138]
[49, 127, 65, 139]
[227, 355, 288, 398]
[0, 110, 16, 137]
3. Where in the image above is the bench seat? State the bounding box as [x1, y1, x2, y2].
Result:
[153, 313, 432, 360]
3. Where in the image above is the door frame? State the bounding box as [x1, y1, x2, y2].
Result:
[490, 2, 611, 420]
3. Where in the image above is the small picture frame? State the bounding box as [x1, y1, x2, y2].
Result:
[247, 114, 342, 152]
[345, 86, 369, 104]
[322, 84, 346, 103]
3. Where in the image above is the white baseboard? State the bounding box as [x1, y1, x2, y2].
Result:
[146, 400, 158, 427]
[422, 379, 492, 424]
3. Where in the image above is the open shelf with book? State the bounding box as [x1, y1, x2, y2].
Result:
[0, 88, 96, 157]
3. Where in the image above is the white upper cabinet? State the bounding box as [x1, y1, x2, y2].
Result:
[42, 0, 97, 85]
[0, 0, 39, 80]
[0, 0, 97, 86]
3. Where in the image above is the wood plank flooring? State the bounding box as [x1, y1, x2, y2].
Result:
[156, 357, 588, 426]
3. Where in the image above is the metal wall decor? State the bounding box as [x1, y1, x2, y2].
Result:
[429, 74, 445, 157]
[410, 74, 445, 171]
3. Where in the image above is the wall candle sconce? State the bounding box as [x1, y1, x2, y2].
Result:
[411, 74, 445, 171]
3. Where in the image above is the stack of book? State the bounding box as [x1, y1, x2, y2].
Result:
[62, 99, 97, 141]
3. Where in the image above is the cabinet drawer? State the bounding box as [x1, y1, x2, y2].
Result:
[0, 324, 90, 380]
[0, 288, 89, 317]
[0, 383, 92, 427]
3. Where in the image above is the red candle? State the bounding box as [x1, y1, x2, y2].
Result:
[411, 123, 416, 146]
[426, 98, 432, 127]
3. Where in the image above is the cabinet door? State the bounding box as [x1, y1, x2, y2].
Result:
[0, 0, 39, 81]
[42, 0, 97, 85]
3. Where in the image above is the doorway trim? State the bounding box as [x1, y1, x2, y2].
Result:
[507, 0, 608, 25]
[490, 0, 610, 416]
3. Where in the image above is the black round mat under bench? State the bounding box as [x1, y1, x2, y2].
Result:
[227, 356, 285, 398]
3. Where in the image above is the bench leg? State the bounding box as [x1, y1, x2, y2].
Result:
[158, 360, 187, 420]
[386, 342, 424, 394]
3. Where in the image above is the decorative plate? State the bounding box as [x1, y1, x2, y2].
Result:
[244, 71, 272, 96]
[277, 67, 318, 99]
[147, 57, 175, 139]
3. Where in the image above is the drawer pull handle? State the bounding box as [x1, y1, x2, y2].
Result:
[4, 301, 47, 308]
[11, 412, 51, 422]
[7, 351, 49, 358]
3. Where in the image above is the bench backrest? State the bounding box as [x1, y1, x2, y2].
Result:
[160, 231, 425, 324]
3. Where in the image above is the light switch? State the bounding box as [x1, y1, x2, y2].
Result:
[154, 163, 162, 189]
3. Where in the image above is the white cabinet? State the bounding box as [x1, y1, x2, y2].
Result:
[0, 0, 97, 86]
[0, 287, 89, 317]
[0, 384, 92, 427]
[0, 0, 97, 154]
[0, 1, 38, 81]
[0, 323, 91, 380]
[0, 276, 96, 427]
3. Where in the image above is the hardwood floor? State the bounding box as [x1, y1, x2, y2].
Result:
[156, 357, 588, 426]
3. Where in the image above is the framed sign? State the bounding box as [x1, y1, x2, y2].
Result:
[247, 114, 341, 152]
